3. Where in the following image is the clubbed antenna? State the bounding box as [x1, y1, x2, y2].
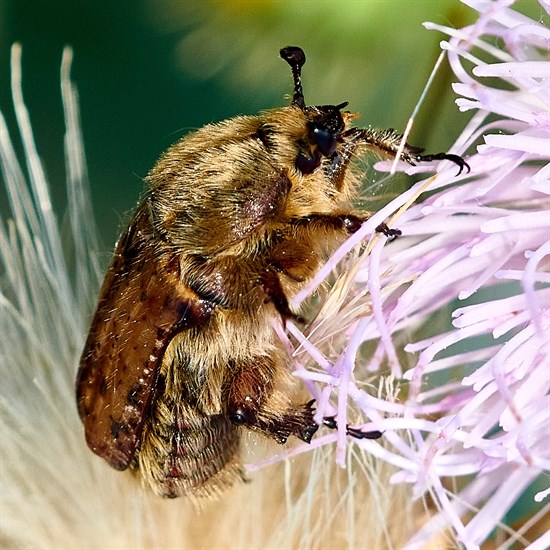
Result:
[280, 46, 306, 109]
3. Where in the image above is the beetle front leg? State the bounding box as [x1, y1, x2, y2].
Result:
[345, 127, 470, 175]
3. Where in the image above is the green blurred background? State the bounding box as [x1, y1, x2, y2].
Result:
[0, 0, 536, 248]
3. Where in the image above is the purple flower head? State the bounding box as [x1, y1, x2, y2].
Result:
[249, 1, 549, 547]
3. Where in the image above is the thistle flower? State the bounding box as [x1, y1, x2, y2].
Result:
[251, 1, 549, 548]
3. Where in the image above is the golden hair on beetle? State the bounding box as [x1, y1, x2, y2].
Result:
[76, 46, 468, 498]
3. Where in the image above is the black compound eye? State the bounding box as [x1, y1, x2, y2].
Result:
[311, 125, 337, 156]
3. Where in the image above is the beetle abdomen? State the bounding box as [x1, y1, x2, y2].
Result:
[138, 398, 243, 498]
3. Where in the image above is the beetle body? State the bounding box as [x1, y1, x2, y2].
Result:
[76, 47, 468, 498]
